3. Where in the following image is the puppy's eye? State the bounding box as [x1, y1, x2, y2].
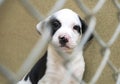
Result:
[51, 19, 61, 29]
[73, 25, 81, 33]
[50, 18, 61, 36]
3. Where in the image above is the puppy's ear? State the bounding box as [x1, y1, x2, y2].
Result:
[79, 16, 93, 41]
[36, 21, 45, 35]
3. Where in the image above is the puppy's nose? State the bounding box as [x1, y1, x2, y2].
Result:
[59, 36, 68, 46]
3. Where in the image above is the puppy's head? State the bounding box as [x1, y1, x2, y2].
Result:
[36, 9, 93, 53]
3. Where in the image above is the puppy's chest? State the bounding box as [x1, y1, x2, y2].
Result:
[38, 47, 85, 84]
[47, 48, 67, 76]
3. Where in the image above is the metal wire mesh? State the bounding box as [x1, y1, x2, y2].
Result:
[0, 0, 120, 84]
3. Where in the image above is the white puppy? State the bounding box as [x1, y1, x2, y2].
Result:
[18, 9, 93, 84]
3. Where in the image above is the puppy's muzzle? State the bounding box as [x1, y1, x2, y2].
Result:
[59, 36, 68, 46]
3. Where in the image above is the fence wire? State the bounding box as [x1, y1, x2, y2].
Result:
[0, 0, 120, 84]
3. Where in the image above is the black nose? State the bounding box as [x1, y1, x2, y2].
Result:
[59, 36, 68, 46]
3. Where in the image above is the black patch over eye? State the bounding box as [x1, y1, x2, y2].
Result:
[51, 19, 61, 30]
[73, 25, 81, 33]
[50, 18, 61, 35]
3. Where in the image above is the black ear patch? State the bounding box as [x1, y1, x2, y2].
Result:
[79, 16, 93, 41]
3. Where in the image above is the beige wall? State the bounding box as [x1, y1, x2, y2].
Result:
[0, 0, 120, 84]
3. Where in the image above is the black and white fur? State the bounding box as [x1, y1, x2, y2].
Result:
[18, 9, 93, 84]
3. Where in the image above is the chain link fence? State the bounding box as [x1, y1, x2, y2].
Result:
[0, 0, 120, 84]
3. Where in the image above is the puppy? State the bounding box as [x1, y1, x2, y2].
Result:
[18, 9, 93, 84]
